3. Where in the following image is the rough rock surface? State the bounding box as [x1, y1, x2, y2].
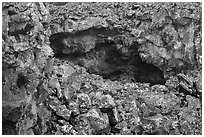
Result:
[2, 2, 202, 135]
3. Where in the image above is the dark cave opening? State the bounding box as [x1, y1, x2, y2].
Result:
[49, 33, 166, 86]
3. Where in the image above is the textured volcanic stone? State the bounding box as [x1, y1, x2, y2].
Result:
[92, 92, 116, 112]
[76, 93, 92, 113]
[74, 108, 110, 134]
[55, 105, 72, 121]
[2, 2, 202, 135]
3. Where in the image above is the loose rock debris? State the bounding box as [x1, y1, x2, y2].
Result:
[2, 2, 202, 135]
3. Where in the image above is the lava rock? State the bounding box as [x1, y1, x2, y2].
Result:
[2, 2, 202, 135]
[76, 93, 92, 113]
[74, 108, 110, 135]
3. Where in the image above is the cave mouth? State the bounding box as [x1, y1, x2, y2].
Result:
[49, 33, 166, 86]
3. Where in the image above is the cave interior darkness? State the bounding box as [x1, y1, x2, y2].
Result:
[50, 32, 166, 86]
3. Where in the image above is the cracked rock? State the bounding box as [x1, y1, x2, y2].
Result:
[2, 2, 202, 135]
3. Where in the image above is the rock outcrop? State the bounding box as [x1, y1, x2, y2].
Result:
[2, 2, 202, 135]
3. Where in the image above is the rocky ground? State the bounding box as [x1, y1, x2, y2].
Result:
[2, 2, 202, 135]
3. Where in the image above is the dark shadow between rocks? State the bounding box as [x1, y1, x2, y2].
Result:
[2, 120, 17, 135]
